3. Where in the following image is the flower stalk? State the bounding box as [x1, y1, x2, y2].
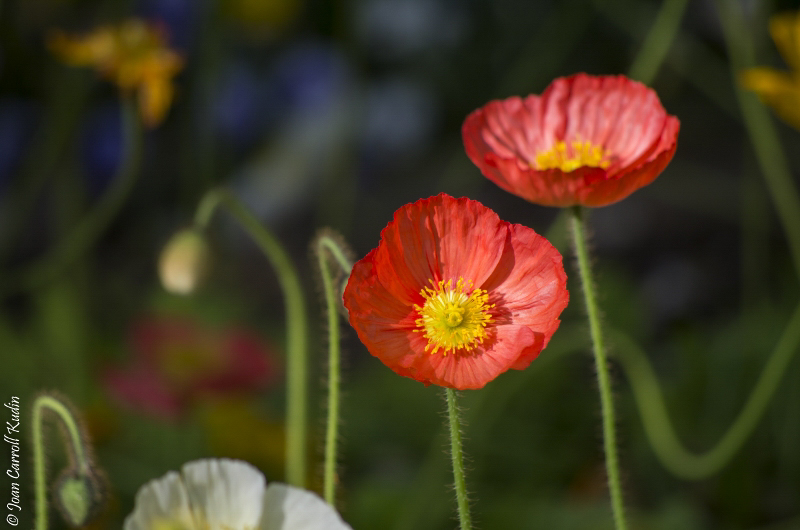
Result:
[569, 206, 628, 530]
[445, 388, 472, 530]
[194, 188, 309, 488]
[612, 297, 800, 479]
[314, 232, 353, 505]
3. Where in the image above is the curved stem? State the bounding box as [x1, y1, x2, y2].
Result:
[33, 395, 93, 530]
[627, 0, 690, 84]
[317, 235, 353, 275]
[194, 189, 308, 488]
[4, 97, 143, 295]
[611, 300, 800, 479]
[569, 206, 628, 530]
[316, 234, 352, 505]
[445, 388, 472, 530]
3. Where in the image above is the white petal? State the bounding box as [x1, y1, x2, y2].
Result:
[124, 471, 195, 530]
[259, 484, 352, 530]
[181, 458, 266, 528]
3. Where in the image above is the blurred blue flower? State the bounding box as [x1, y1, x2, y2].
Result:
[137, 0, 198, 50]
[81, 102, 123, 196]
[0, 99, 38, 189]
[272, 42, 349, 113]
[359, 77, 438, 174]
[354, 0, 468, 60]
[213, 62, 275, 151]
[230, 43, 356, 222]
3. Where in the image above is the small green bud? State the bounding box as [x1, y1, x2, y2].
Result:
[159, 228, 211, 295]
[54, 470, 102, 527]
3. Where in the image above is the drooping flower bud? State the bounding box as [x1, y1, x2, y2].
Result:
[32, 393, 106, 529]
[158, 228, 211, 295]
[54, 470, 103, 527]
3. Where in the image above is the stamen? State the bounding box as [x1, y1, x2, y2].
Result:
[413, 278, 494, 355]
[534, 139, 611, 172]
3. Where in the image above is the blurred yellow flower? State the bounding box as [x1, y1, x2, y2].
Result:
[49, 19, 183, 126]
[224, 0, 302, 40]
[741, 11, 800, 129]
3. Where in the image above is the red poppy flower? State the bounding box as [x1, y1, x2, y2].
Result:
[462, 73, 680, 207]
[343, 194, 568, 389]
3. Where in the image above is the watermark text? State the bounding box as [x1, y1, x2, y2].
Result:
[5, 396, 21, 526]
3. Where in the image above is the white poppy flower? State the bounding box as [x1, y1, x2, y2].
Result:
[124, 458, 352, 530]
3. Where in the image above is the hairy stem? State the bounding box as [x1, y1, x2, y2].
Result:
[33, 395, 93, 530]
[316, 234, 352, 505]
[569, 206, 628, 530]
[445, 388, 472, 530]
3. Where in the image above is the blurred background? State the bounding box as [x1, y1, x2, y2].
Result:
[1, 0, 800, 528]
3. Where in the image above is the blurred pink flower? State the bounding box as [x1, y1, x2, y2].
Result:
[104, 316, 279, 420]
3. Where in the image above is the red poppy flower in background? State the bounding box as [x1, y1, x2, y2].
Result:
[343, 194, 568, 389]
[462, 73, 680, 207]
[104, 316, 278, 420]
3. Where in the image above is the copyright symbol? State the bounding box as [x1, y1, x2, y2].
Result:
[6, 514, 18, 526]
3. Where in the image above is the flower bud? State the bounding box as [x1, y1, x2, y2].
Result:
[54, 470, 103, 527]
[158, 228, 211, 295]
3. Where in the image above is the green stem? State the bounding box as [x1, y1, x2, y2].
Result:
[33, 395, 93, 530]
[627, 0, 690, 84]
[612, 300, 800, 479]
[714, 0, 800, 282]
[445, 388, 472, 530]
[194, 189, 308, 488]
[4, 97, 143, 295]
[394, 326, 587, 530]
[316, 235, 352, 505]
[317, 236, 353, 274]
[569, 206, 628, 530]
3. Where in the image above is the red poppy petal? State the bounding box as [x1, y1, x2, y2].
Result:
[344, 194, 569, 389]
[462, 73, 680, 207]
[578, 119, 679, 207]
[415, 325, 539, 389]
[344, 248, 421, 369]
[377, 194, 508, 291]
[483, 223, 568, 349]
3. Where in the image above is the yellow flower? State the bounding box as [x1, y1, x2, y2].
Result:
[49, 19, 183, 127]
[741, 11, 800, 129]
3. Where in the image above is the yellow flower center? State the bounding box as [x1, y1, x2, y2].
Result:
[534, 140, 611, 172]
[413, 278, 494, 355]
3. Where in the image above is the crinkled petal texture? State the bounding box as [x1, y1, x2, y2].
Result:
[343, 194, 568, 389]
[462, 73, 680, 207]
[124, 458, 352, 530]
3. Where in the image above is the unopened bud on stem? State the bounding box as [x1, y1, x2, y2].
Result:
[55, 470, 102, 527]
[158, 228, 210, 295]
